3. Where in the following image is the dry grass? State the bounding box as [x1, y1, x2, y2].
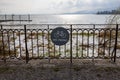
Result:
[0, 49, 18, 57]
[15, 45, 21, 49]
[10, 37, 17, 42]
[16, 32, 24, 36]
[72, 32, 97, 36]
[79, 44, 90, 48]
[0, 67, 10, 73]
[49, 54, 61, 59]
[38, 43, 44, 47]
[0, 59, 120, 80]
[98, 31, 116, 38]
[65, 49, 70, 53]
[117, 45, 120, 49]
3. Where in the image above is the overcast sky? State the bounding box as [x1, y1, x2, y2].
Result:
[0, 0, 120, 14]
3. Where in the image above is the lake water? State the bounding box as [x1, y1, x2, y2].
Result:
[31, 14, 109, 24]
[0, 14, 118, 24]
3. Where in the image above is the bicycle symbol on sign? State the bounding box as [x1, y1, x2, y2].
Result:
[54, 31, 66, 38]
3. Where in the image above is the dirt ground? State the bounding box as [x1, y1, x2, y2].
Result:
[0, 59, 120, 80]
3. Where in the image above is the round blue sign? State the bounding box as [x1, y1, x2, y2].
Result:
[51, 27, 69, 46]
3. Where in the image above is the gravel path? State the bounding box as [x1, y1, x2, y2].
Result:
[0, 59, 120, 80]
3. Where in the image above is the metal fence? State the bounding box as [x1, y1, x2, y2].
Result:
[0, 24, 120, 63]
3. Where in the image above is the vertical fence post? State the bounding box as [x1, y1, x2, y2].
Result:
[12, 14, 14, 21]
[114, 24, 118, 62]
[48, 25, 50, 63]
[1, 25, 6, 63]
[5, 14, 7, 21]
[92, 25, 95, 63]
[70, 25, 72, 64]
[24, 25, 29, 63]
[28, 14, 30, 22]
[19, 15, 21, 24]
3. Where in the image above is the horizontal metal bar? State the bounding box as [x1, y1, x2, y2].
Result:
[0, 24, 120, 26]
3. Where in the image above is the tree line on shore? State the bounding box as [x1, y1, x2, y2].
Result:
[97, 7, 120, 14]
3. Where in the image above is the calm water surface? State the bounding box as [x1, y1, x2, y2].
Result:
[0, 14, 115, 24]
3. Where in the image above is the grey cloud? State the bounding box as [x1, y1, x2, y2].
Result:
[0, 0, 120, 14]
[70, 0, 120, 13]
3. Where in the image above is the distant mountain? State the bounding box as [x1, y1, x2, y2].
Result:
[73, 11, 97, 14]
[64, 8, 120, 14]
[64, 11, 96, 14]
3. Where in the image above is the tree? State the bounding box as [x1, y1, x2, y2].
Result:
[98, 7, 120, 58]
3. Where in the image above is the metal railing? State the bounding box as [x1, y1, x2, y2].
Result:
[0, 24, 120, 63]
